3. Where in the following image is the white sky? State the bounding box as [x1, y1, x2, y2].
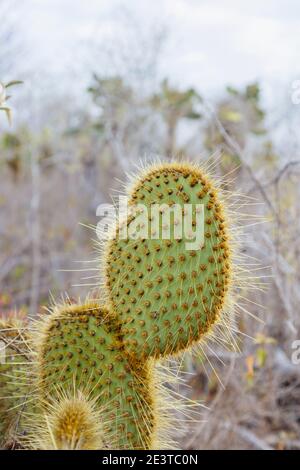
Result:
[11, 0, 300, 108]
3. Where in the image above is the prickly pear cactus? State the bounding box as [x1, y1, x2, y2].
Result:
[2, 160, 241, 450]
[33, 302, 156, 450]
[104, 162, 231, 359]
[0, 318, 30, 448]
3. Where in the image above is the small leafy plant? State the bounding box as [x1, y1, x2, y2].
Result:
[0, 80, 23, 124]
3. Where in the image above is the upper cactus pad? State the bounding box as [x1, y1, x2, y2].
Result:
[105, 162, 231, 359]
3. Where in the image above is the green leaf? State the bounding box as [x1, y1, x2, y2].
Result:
[256, 347, 267, 368]
[185, 111, 202, 120]
[0, 107, 12, 124]
[219, 108, 242, 123]
[5, 80, 23, 89]
[226, 86, 239, 96]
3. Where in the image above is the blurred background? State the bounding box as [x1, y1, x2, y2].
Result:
[1, 0, 300, 450]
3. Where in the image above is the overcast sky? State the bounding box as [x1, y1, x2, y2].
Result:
[11, 0, 300, 111]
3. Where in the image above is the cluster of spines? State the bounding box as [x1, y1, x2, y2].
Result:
[24, 390, 107, 450]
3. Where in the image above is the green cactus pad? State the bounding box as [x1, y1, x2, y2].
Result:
[36, 303, 156, 450]
[105, 162, 231, 359]
[0, 319, 30, 448]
